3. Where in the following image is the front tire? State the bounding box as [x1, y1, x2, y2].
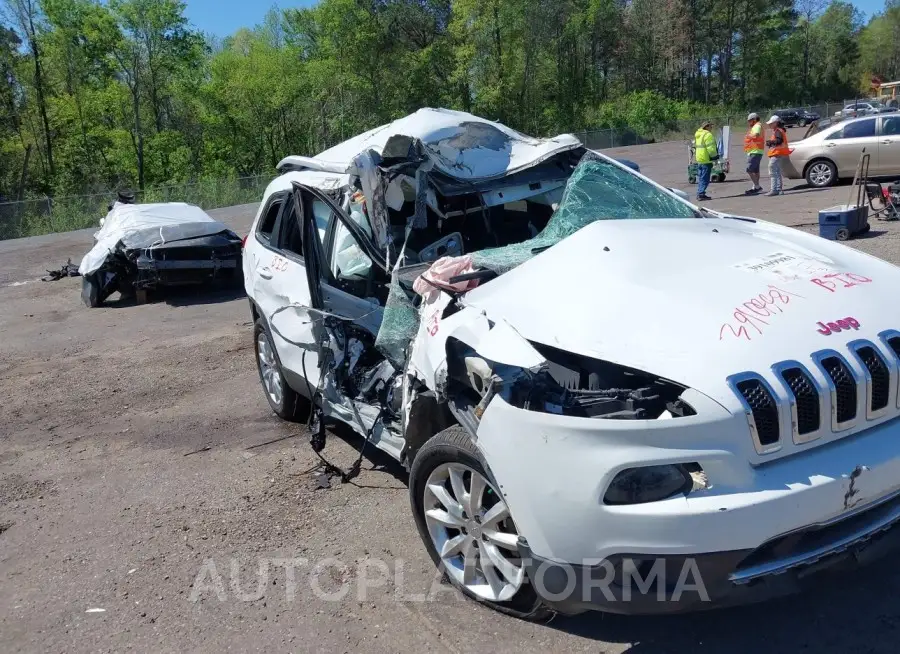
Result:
[806, 160, 837, 188]
[409, 426, 551, 621]
[253, 319, 310, 421]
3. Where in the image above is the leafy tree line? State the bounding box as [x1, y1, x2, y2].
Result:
[0, 0, 897, 202]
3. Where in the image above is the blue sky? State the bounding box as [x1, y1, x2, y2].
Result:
[854, 0, 887, 18]
[184, 0, 887, 37]
[183, 1, 316, 37]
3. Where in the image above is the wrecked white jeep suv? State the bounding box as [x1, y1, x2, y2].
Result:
[244, 108, 900, 617]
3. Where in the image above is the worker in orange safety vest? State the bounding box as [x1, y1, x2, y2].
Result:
[743, 113, 765, 195]
[765, 115, 791, 196]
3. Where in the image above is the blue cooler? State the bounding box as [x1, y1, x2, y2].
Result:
[818, 204, 870, 241]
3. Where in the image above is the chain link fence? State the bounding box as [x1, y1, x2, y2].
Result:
[0, 175, 272, 241]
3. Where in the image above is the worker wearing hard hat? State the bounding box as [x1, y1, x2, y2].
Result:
[693, 120, 719, 201]
[743, 113, 765, 195]
[765, 115, 791, 196]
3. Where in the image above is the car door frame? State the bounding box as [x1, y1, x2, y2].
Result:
[291, 182, 409, 453]
[251, 187, 330, 398]
[878, 115, 900, 175]
[246, 188, 290, 330]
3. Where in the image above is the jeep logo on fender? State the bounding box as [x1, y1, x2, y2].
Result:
[817, 317, 861, 335]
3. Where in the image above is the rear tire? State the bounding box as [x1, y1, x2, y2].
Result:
[836, 227, 851, 241]
[806, 160, 837, 188]
[409, 425, 552, 622]
[253, 319, 310, 421]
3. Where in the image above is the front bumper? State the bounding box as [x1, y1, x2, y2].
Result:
[519, 489, 900, 614]
[474, 394, 900, 613]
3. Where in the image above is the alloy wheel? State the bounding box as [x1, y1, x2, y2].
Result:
[423, 463, 525, 602]
[809, 162, 833, 186]
[256, 333, 283, 406]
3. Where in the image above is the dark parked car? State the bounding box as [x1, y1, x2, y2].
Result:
[78, 201, 243, 307]
[774, 108, 820, 127]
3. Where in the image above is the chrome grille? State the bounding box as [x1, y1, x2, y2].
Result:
[821, 356, 858, 425]
[731, 337, 900, 457]
[781, 367, 820, 435]
[735, 379, 780, 448]
[857, 345, 890, 412]
[888, 336, 900, 360]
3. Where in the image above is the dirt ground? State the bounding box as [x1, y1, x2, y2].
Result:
[3, 137, 900, 654]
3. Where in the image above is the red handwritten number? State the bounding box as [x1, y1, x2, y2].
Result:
[719, 285, 803, 342]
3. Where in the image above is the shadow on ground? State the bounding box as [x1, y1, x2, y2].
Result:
[323, 420, 410, 488]
[545, 558, 897, 653]
[97, 282, 246, 309]
[163, 283, 246, 307]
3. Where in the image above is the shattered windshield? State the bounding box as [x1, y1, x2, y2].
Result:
[552, 156, 695, 223]
[471, 153, 696, 273]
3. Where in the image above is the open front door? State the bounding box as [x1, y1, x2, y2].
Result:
[291, 183, 405, 457]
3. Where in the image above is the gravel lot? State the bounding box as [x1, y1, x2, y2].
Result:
[3, 136, 900, 653]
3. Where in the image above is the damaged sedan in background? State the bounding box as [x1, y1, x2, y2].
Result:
[79, 200, 243, 307]
[244, 108, 900, 618]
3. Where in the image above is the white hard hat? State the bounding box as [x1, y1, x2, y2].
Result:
[747, 112, 759, 121]
[766, 115, 780, 125]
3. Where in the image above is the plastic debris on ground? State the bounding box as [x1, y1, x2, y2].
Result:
[42, 259, 81, 282]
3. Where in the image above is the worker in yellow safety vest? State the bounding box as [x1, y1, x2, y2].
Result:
[693, 120, 719, 201]
[765, 115, 791, 197]
[743, 113, 765, 195]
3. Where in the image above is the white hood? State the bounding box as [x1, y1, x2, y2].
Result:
[463, 217, 900, 409]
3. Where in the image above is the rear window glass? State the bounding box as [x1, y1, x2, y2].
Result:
[257, 198, 282, 241]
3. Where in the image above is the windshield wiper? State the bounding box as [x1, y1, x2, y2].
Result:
[696, 206, 756, 223]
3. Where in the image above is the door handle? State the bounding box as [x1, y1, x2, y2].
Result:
[825, 143, 836, 147]
[258, 266, 274, 280]
[882, 140, 894, 144]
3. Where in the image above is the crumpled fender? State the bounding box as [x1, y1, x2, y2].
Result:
[406, 291, 545, 397]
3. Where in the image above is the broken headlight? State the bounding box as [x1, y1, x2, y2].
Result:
[450, 340, 695, 420]
[530, 343, 695, 419]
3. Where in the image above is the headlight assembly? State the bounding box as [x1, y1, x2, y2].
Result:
[604, 465, 696, 505]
